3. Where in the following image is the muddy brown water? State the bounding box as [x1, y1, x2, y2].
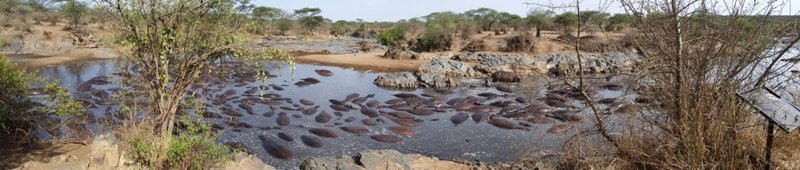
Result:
[36, 59, 636, 169]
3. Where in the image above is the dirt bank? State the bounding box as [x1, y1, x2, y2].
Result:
[9, 48, 117, 68]
[1, 21, 118, 68]
[294, 50, 430, 72]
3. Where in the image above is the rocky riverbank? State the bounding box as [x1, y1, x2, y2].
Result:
[13, 134, 275, 170]
[375, 51, 639, 88]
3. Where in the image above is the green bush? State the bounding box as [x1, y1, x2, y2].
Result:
[0, 37, 10, 48]
[0, 54, 32, 132]
[125, 116, 231, 169]
[377, 27, 405, 47]
[0, 54, 83, 134]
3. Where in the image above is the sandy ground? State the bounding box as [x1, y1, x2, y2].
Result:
[295, 50, 431, 72]
[0, 140, 90, 169]
[9, 48, 117, 68]
[2, 20, 118, 68]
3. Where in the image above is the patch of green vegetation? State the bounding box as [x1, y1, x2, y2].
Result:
[0, 54, 84, 134]
[377, 27, 405, 47]
[126, 116, 232, 169]
[0, 37, 10, 48]
[0, 54, 31, 131]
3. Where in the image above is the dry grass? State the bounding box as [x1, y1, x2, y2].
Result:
[543, 0, 800, 169]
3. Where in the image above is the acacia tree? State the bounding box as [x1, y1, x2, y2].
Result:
[554, 12, 578, 33]
[526, 9, 554, 37]
[294, 7, 324, 32]
[60, 0, 86, 30]
[99, 0, 290, 165]
[464, 8, 500, 31]
[252, 6, 283, 34]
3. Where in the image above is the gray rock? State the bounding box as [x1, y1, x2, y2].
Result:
[416, 73, 459, 88]
[374, 72, 419, 88]
[258, 37, 381, 54]
[453, 52, 638, 76]
[417, 58, 478, 77]
[302, 150, 470, 170]
[216, 152, 276, 170]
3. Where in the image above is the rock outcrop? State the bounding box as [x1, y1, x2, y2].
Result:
[374, 72, 419, 88]
[15, 134, 134, 170]
[416, 58, 478, 77]
[301, 150, 470, 170]
[374, 52, 639, 88]
[453, 52, 637, 76]
[15, 134, 275, 170]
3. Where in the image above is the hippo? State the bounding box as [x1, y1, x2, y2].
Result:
[277, 112, 290, 126]
[361, 119, 378, 126]
[309, 128, 338, 138]
[330, 104, 350, 112]
[471, 112, 490, 123]
[408, 109, 434, 116]
[388, 126, 416, 135]
[491, 71, 520, 82]
[277, 132, 294, 142]
[360, 107, 380, 118]
[314, 69, 334, 77]
[450, 113, 469, 126]
[366, 100, 381, 108]
[488, 117, 520, 130]
[262, 111, 275, 117]
[315, 111, 332, 123]
[386, 115, 419, 127]
[345, 93, 360, 101]
[225, 119, 252, 129]
[299, 99, 315, 106]
[386, 111, 416, 119]
[258, 136, 294, 160]
[547, 124, 572, 134]
[302, 78, 321, 84]
[370, 135, 403, 143]
[434, 88, 455, 94]
[340, 126, 370, 134]
[300, 135, 324, 148]
[303, 107, 318, 115]
[527, 116, 554, 124]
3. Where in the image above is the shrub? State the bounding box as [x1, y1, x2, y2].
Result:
[125, 116, 231, 169]
[0, 54, 84, 136]
[0, 54, 33, 132]
[274, 18, 293, 35]
[377, 27, 405, 47]
[0, 37, 10, 48]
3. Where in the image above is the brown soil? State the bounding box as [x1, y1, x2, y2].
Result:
[9, 48, 117, 68]
[0, 136, 91, 169]
[2, 20, 118, 67]
[295, 50, 430, 72]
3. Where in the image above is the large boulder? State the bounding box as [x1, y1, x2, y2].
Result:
[417, 58, 478, 77]
[216, 152, 275, 170]
[374, 72, 419, 88]
[15, 134, 135, 170]
[546, 52, 636, 76]
[452, 52, 548, 75]
[302, 150, 470, 170]
[417, 73, 459, 87]
[452, 52, 638, 76]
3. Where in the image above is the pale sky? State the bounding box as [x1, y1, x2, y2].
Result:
[252, 0, 800, 22]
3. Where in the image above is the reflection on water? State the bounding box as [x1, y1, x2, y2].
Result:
[37, 59, 631, 169]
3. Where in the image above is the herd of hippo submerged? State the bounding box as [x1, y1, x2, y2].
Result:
[70, 61, 644, 162]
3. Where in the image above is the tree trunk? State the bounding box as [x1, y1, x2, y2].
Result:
[536, 27, 541, 37]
